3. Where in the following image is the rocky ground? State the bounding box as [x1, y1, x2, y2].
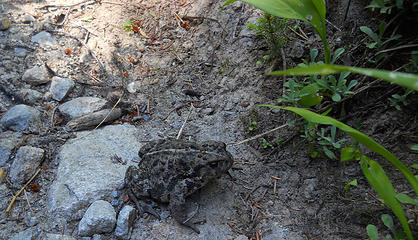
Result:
[0, 0, 416, 240]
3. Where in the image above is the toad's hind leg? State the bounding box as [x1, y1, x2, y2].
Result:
[169, 181, 200, 234]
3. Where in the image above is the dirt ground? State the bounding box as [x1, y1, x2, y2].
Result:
[0, 0, 417, 239]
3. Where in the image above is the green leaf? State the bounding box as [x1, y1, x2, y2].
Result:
[360, 26, 379, 43]
[366, 224, 378, 240]
[344, 179, 358, 191]
[341, 145, 360, 162]
[411, 164, 418, 169]
[259, 105, 418, 196]
[298, 83, 323, 107]
[396, 193, 418, 205]
[224, 0, 330, 63]
[246, 23, 258, 29]
[410, 145, 418, 151]
[323, 146, 336, 159]
[269, 64, 418, 90]
[381, 214, 395, 232]
[332, 93, 341, 102]
[360, 157, 413, 240]
[81, 16, 95, 22]
[331, 48, 345, 64]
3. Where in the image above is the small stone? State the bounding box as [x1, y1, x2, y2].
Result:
[271, 108, 281, 114]
[14, 48, 29, 57]
[58, 97, 108, 120]
[31, 31, 56, 47]
[0, 104, 41, 132]
[43, 233, 76, 240]
[0, 18, 11, 31]
[18, 89, 43, 104]
[289, 40, 305, 59]
[0, 131, 22, 167]
[115, 205, 136, 240]
[111, 191, 119, 198]
[22, 14, 35, 23]
[22, 65, 51, 85]
[202, 107, 214, 115]
[234, 235, 248, 240]
[50, 76, 75, 101]
[239, 16, 258, 38]
[11, 227, 41, 240]
[9, 146, 44, 186]
[110, 199, 119, 207]
[126, 81, 141, 94]
[303, 178, 318, 199]
[78, 200, 116, 237]
[240, 102, 250, 107]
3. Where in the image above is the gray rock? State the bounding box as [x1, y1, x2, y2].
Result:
[58, 97, 108, 120]
[0, 104, 41, 132]
[48, 124, 140, 219]
[303, 178, 318, 199]
[22, 14, 35, 23]
[14, 47, 29, 57]
[11, 227, 41, 240]
[239, 16, 259, 38]
[0, 184, 10, 211]
[22, 65, 51, 85]
[221, 76, 238, 91]
[201, 107, 214, 115]
[78, 200, 116, 237]
[126, 81, 141, 94]
[0, 18, 11, 31]
[9, 146, 44, 186]
[0, 131, 22, 167]
[115, 205, 136, 240]
[18, 89, 43, 104]
[31, 31, 56, 47]
[289, 40, 305, 59]
[50, 76, 74, 101]
[262, 222, 295, 240]
[43, 233, 76, 240]
[234, 235, 249, 240]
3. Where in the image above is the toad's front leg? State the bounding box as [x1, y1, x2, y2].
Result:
[169, 181, 200, 234]
[125, 166, 160, 219]
[127, 189, 161, 220]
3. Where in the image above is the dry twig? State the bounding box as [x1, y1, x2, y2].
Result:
[176, 103, 194, 139]
[6, 168, 41, 216]
[229, 123, 288, 146]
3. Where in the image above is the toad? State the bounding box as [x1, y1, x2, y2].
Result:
[125, 138, 233, 233]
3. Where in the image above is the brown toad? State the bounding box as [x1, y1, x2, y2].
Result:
[125, 138, 233, 233]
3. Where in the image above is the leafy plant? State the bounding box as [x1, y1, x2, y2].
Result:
[262, 138, 274, 149]
[260, 105, 417, 239]
[366, 0, 405, 14]
[316, 126, 346, 159]
[360, 22, 401, 50]
[360, 22, 402, 63]
[247, 13, 288, 58]
[317, 71, 358, 102]
[367, 214, 407, 240]
[224, 1, 418, 238]
[225, 0, 330, 63]
[123, 20, 134, 31]
[344, 179, 358, 192]
[249, 121, 257, 131]
[277, 78, 305, 105]
[269, 64, 418, 90]
[389, 88, 414, 110]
